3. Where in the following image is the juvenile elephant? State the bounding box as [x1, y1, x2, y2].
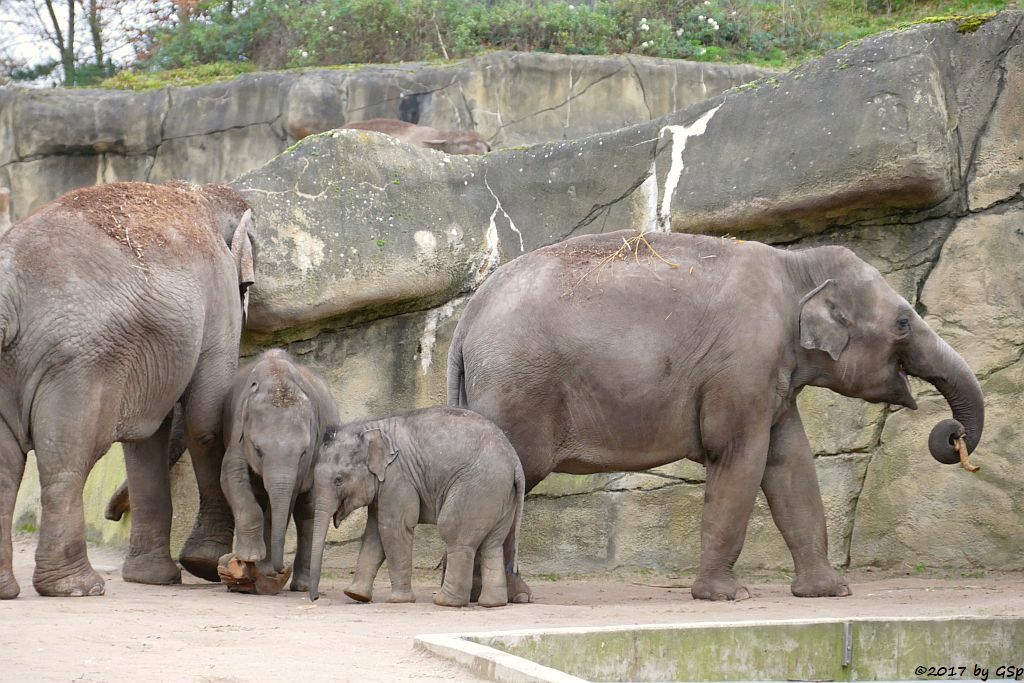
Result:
[0, 181, 255, 598]
[448, 230, 984, 603]
[220, 349, 340, 592]
[308, 407, 524, 608]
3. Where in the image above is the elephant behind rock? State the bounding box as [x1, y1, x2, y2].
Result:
[342, 118, 491, 155]
[308, 407, 524, 608]
[448, 229, 984, 603]
[0, 181, 255, 599]
[220, 349, 340, 593]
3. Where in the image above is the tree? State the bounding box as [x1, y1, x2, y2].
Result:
[0, 0, 151, 85]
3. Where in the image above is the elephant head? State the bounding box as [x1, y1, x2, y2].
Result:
[796, 247, 983, 464]
[308, 425, 397, 601]
[176, 181, 256, 322]
[234, 376, 318, 572]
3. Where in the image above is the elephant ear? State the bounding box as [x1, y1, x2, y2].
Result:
[230, 209, 256, 322]
[799, 279, 849, 361]
[363, 428, 398, 482]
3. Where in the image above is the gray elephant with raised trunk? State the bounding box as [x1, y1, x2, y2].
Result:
[220, 349, 340, 592]
[308, 407, 524, 608]
[448, 230, 984, 603]
[0, 181, 255, 599]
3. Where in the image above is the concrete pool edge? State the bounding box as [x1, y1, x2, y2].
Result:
[414, 615, 1021, 683]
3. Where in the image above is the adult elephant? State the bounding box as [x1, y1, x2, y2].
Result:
[447, 230, 983, 603]
[0, 181, 255, 598]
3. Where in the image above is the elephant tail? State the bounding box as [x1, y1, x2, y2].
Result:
[446, 329, 468, 407]
[510, 457, 525, 574]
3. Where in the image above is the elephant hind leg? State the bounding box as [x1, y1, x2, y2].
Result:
[477, 528, 510, 608]
[32, 446, 105, 597]
[178, 363, 235, 583]
[0, 423, 26, 599]
[434, 545, 474, 607]
[121, 412, 181, 586]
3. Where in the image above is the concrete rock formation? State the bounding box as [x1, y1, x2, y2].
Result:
[10, 13, 1024, 579]
[0, 52, 767, 226]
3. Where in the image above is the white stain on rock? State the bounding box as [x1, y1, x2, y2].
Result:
[658, 104, 722, 229]
[639, 159, 661, 233]
[484, 178, 525, 253]
[285, 226, 325, 274]
[414, 230, 437, 259]
[474, 211, 501, 286]
[419, 297, 464, 375]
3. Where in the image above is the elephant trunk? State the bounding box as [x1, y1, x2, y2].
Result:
[308, 503, 333, 602]
[905, 321, 985, 464]
[267, 477, 294, 573]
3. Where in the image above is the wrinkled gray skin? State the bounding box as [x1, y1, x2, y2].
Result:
[342, 118, 491, 154]
[308, 407, 524, 608]
[0, 181, 255, 599]
[449, 230, 984, 603]
[105, 404, 187, 523]
[220, 349, 340, 592]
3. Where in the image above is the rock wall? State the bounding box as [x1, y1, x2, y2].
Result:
[0, 51, 767, 225]
[11, 14, 1024, 580]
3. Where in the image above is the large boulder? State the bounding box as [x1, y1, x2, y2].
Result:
[0, 52, 769, 221]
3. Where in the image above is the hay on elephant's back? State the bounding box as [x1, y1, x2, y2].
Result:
[549, 230, 680, 296]
[56, 181, 231, 262]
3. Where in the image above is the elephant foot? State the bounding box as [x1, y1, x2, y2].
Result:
[0, 570, 19, 600]
[691, 574, 750, 601]
[289, 572, 310, 593]
[180, 537, 232, 583]
[33, 563, 105, 598]
[122, 549, 181, 585]
[507, 570, 532, 604]
[433, 588, 469, 607]
[344, 582, 373, 603]
[792, 568, 851, 598]
[104, 485, 130, 522]
[477, 585, 508, 608]
[387, 589, 415, 603]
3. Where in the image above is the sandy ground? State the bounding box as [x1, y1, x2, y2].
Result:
[3, 536, 1023, 682]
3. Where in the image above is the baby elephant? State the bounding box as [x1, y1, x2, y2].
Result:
[220, 349, 340, 592]
[308, 407, 524, 607]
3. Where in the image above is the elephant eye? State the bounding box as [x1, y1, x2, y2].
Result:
[333, 475, 344, 487]
[896, 317, 911, 336]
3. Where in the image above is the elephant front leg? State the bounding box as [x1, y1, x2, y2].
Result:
[290, 491, 315, 593]
[0, 423, 26, 599]
[378, 485, 419, 603]
[345, 506, 385, 602]
[692, 419, 771, 601]
[763, 406, 850, 598]
[220, 445, 265, 565]
[122, 413, 182, 586]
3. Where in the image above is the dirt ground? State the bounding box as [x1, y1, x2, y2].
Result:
[3, 536, 1023, 683]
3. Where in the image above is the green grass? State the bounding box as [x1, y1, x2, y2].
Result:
[97, 0, 1010, 90]
[98, 61, 258, 91]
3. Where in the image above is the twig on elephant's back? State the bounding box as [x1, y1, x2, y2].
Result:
[570, 230, 679, 293]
